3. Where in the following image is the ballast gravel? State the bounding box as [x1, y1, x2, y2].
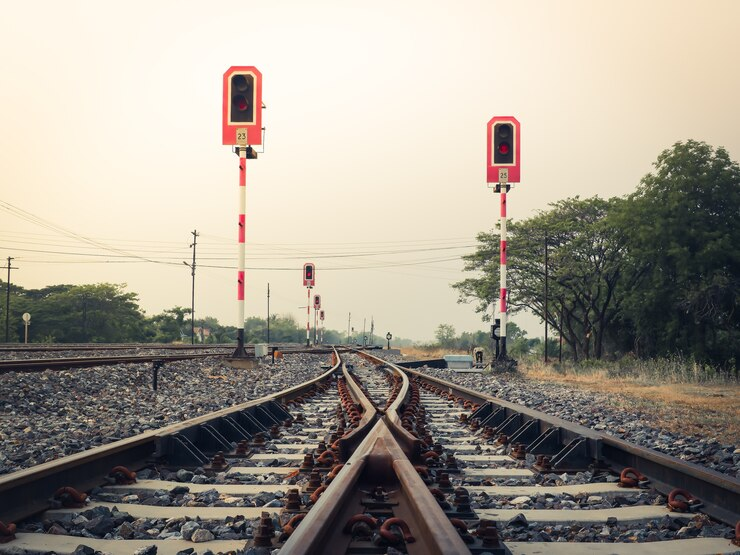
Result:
[416, 366, 740, 479]
[0, 353, 330, 476]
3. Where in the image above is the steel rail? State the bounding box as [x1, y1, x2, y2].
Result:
[0, 344, 348, 372]
[0, 357, 341, 525]
[0, 343, 236, 352]
[0, 353, 229, 372]
[281, 354, 470, 554]
[389, 358, 740, 527]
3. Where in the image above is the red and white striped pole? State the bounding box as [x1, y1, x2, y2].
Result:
[499, 185, 508, 359]
[306, 287, 311, 347]
[234, 147, 248, 357]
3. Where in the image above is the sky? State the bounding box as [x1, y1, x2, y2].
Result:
[1, 0, 739, 343]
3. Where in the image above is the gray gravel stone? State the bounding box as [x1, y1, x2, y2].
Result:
[0, 353, 329, 476]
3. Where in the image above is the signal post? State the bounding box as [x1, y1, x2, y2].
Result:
[319, 310, 325, 344]
[487, 116, 521, 361]
[313, 294, 322, 345]
[303, 263, 315, 347]
[222, 66, 263, 358]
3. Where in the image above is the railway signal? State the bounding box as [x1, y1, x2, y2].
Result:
[222, 67, 263, 146]
[312, 294, 321, 345]
[222, 66, 264, 358]
[486, 116, 521, 360]
[303, 263, 316, 347]
[303, 263, 316, 287]
[487, 116, 520, 184]
[319, 309, 325, 344]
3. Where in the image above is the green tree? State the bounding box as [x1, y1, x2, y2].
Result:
[454, 197, 636, 361]
[146, 306, 191, 343]
[617, 140, 740, 366]
[10, 283, 148, 342]
[434, 323, 457, 348]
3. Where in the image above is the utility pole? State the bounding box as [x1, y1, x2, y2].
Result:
[267, 283, 270, 345]
[544, 234, 548, 363]
[347, 312, 351, 344]
[183, 230, 199, 344]
[4, 257, 18, 342]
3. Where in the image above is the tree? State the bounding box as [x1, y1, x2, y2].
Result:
[617, 140, 740, 366]
[454, 197, 637, 361]
[11, 283, 148, 342]
[146, 306, 191, 343]
[434, 324, 457, 348]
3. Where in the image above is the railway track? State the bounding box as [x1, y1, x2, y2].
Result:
[0, 344, 342, 372]
[0, 349, 737, 554]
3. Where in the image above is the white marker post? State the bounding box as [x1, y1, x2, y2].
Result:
[22, 312, 30, 344]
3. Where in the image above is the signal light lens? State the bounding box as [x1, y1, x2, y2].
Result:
[233, 75, 249, 92]
[497, 125, 511, 139]
[230, 73, 255, 123]
[235, 95, 249, 111]
[498, 142, 510, 155]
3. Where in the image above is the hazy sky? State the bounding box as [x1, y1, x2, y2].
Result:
[1, 0, 739, 342]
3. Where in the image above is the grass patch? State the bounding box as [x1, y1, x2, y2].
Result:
[519, 357, 739, 445]
[399, 346, 467, 360]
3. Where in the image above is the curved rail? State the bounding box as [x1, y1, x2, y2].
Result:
[281, 351, 470, 554]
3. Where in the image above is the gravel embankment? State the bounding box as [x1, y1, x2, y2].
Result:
[0, 354, 330, 476]
[414, 366, 739, 479]
[0, 347, 230, 361]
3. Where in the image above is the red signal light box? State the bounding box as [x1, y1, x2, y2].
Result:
[223, 66, 263, 146]
[487, 116, 521, 183]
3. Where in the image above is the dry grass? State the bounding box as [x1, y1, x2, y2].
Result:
[399, 347, 467, 360]
[520, 361, 740, 445]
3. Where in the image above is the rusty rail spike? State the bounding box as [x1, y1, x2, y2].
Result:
[0, 521, 17, 544]
[53, 486, 87, 508]
[108, 465, 137, 484]
[619, 466, 648, 488]
[379, 517, 415, 544]
[667, 488, 702, 512]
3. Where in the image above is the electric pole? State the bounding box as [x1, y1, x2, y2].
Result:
[183, 230, 198, 344]
[3, 257, 18, 342]
[267, 283, 270, 344]
[544, 234, 548, 363]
